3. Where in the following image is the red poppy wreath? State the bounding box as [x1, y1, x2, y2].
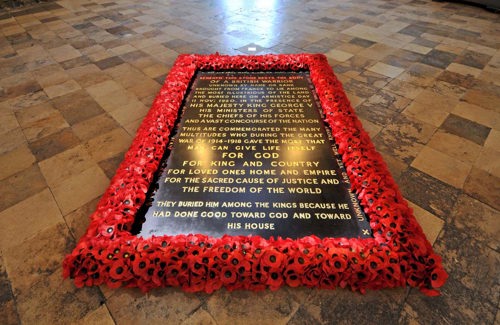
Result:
[63, 53, 447, 296]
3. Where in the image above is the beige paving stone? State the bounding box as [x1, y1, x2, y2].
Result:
[85, 79, 124, 99]
[446, 63, 482, 77]
[0, 107, 20, 134]
[475, 147, 500, 178]
[43, 79, 81, 98]
[428, 80, 467, 99]
[385, 79, 424, 100]
[0, 189, 62, 249]
[451, 194, 500, 251]
[357, 43, 396, 61]
[51, 166, 109, 215]
[141, 63, 167, 79]
[2, 223, 104, 324]
[39, 144, 96, 188]
[411, 146, 472, 189]
[106, 288, 202, 324]
[325, 49, 353, 62]
[64, 197, 99, 240]
[427, 130, 482, 164]
[451, 101, 500, 130]
[48, 44, 81, 62]
[32, 64, 69, 88]
[72, 113, 120, 141]
[478, 70, 500, 86]
[358, 118, 382, 138]
[123, 117, 144, 137]
[484, 129, 500, 149]
[0, 128, 27, 156]
[207, 289, 299, 325]
[15, 102, 69, 142]
[68, 64, 111, 88]
[407, 201, 444, 245]
[0, 145, 36, 181]
[180, 308, 217, 325]
[83, 128, 132, 162]
[367, 62, 404, 78]
[402, 43, 432, 55]
[403, 100, 449, 127]
[462, 89, 500, 112]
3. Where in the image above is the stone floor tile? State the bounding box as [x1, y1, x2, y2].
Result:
[403, 100, 449, 128]
[2, 223, 104, 324]
[72, 113, 120, 142]
[300, 288, 406, 324]
[0, 108, 19, 135]
[451, 194, 499, 251]
[51, 166, 109, 215]
[373, 114, 435, 164]
[464, 167, 500, 211]
[47, 44, 82, 62]
[455, 49, 492, 70]
[206, 289, 299, 325]
[28, 127, 80, 161]
[67, 63, 111, 88]
[83, 128, 132, 163]
[402, 42, 432, 55]
[180, 308, 217, 325]
[440, 114, 491, 146]
[367, 62, 404, 78]
[0, 164, 47, 212]
[0, 128, 26, 155]
[74, 305, 115, 325]
[97, 152, 124, 179]
[399, 167, 461, 219]
[0, 145, 36, 181]
[427, 130, 482, 165]
[106, 288, 202, 324]
[411, 146, 471, 189]
[0, 189, 62, 249]
[64, 197, 100, 241]
[446, 62, 482, 77]
[43, 79, 82, 99]
[396, 63, 442, 87]
[451, 101, 500, 130]
[407, 201, 444, 245]
[0, 254, 20, 325]
[475, 147, 500, 178]
[484, 129, 500, 149]
[420, 49, 457, 69]
[385, 79, 424, 100]
[15, 102, 69, 142]
[325, 49, 353, 63]
[31, 63, 69, 88]
[462, 88, 500, 112]
[51, 89, 105, 125]
[107, 100, 149, 125]
[38, 144, 96, 188]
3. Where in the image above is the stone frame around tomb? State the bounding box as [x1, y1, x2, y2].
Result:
[63, 53, 447, 296]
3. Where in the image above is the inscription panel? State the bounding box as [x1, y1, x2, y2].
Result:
[138, 72, 371, 239]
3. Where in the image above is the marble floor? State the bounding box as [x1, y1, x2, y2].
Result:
[0, 0, 499, 324]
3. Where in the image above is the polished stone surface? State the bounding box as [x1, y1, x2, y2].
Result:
[0, 0, 499, 324]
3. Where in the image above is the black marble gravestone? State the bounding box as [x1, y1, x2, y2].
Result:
[137, 71, 371, 239]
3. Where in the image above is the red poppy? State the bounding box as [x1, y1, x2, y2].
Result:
[109, 260, 131, 281]
[260, 250, 284, 269]
[265, 268, 284, 290]
[220, 266, 237, 285]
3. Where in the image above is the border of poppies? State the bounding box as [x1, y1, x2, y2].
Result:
[63, 53, 447, 296]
